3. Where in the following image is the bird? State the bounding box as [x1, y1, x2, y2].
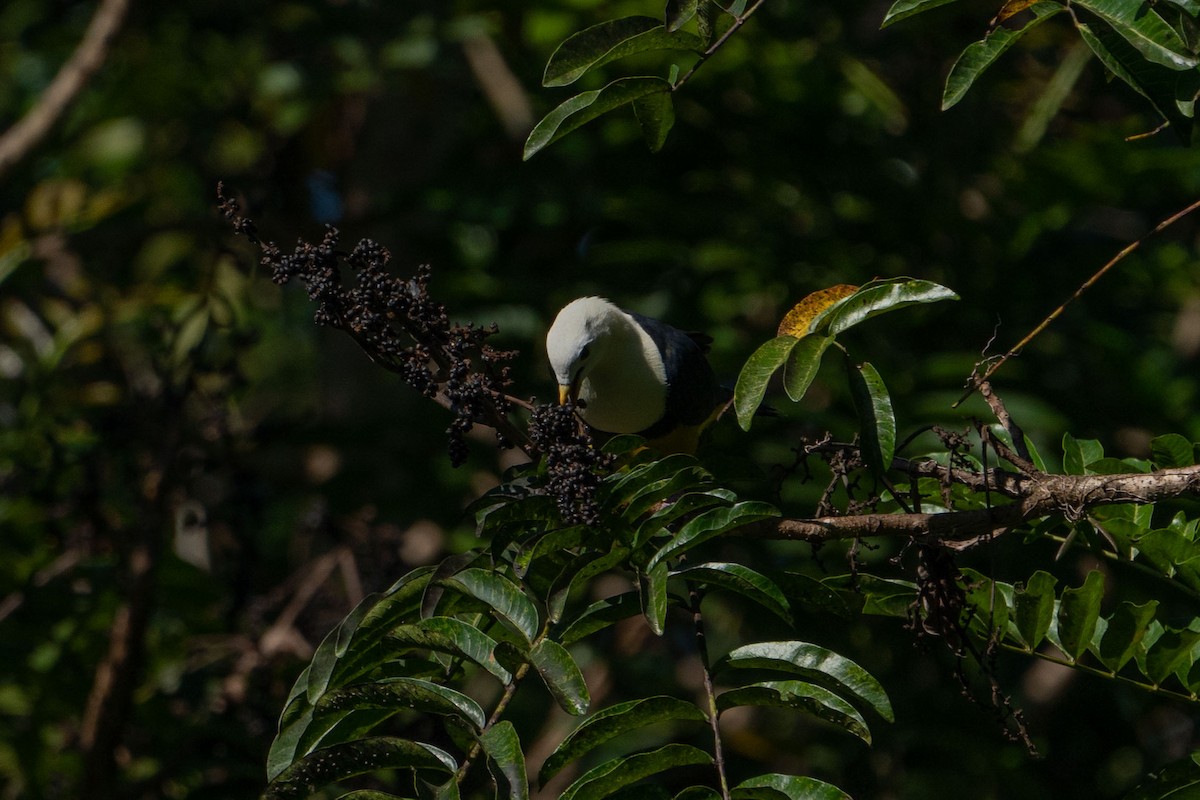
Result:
[546, 297, 728, 454]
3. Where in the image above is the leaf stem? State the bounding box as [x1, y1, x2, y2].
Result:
[689, 586, 731, 800]
[997, 641, 1200, 705]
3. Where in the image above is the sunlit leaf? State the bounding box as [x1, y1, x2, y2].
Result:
[531, 639, 590, 715]
[1073, 0, 1199, 70]
[943, 3, 1065, 109]
[1062, 433, 1104, 476]
[648, 501, 780, 571]
[731, 773, 852, 800]
[717, 680, 871, 743]
[1075, 16, 1200, 142]
[847, 361, 896, 474]
[673, 562, 792, 624]
[558, 744, 713, 800]
[824, 278, 959, 334]
[720, 641, 894, 722]
[539, 696, 707, 782]
[525, 77, 673, 160]
[264, 738, 456, 800]
[776, 285, 858, 336]
[640, 559, 670, 635]
[880, 0, 964, 28]
[389, 617, 512, 683]
[734, 336, 800, 430]
[543, 17, 704, 87]
[440, 569, 540, 646]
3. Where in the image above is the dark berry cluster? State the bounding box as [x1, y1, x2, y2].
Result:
[218, 185, 523, 466]
[528, 402, 613, 526]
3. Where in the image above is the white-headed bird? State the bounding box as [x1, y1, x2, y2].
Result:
[546, 297, 727, 455]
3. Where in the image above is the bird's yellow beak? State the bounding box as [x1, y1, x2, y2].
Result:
[558, 383, 573, 405]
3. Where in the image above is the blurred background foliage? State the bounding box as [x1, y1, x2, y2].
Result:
[1, 0, 1199, 798]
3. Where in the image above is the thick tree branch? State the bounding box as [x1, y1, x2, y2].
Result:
[745, 465, 1200, 546]
[0, 0, 131, 180]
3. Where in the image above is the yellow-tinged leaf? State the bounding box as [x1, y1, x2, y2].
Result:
[777, 285, 858, 337]
[991, 0, 1040, 28]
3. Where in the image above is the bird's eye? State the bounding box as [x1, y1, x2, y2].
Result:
[579, 344, 591, 360]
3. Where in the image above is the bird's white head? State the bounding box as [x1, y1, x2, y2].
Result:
[546, 296, 625, 400]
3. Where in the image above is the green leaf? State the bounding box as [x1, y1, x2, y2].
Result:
[633, 489, 737, 549]
[543, 17, 704, 87]
[319, 678, 486, 730]
[558, 744, 713, 800]
[440, 569, 540, 646]
[559, 591, 642, 646]
[717, 680, 871, 743]
[264, 738, 456, 800]
[880, 0, 964, 28]
[666, 0, 701, 32]
[1123, 750, 1200, 800]
[525, 77, 673, 160]
[640, 559, 670, 635]
[734, 336, 800, 430]
[633, 92, 676, 152]
[389, 617, 512, 683]
[622, 466, 714, 523]
[731, 773, 852, 800]
[609, 452, 703, 512]
[547, 546, 632, 623]
[1062, 433, 1104, 475]
[531, 638, 590, 715]
[847, 361, 896, 474]
[942, 3, 1066, 109]
[648, 501, 780, 571]
[673, 562, 792, 624]
[539, 696, 707, 783]
[822, 278, 959, 335]
[1145, 627, 1200, 684]
[1151, 433, 1197, 468]
[1073, 0, 1199, 70]
[479, 721, 529, 800]
[1136, 528, 1192, 576]
[1097, 600, 1159, 672]
[720, 641, 893, 722]
[1075, 16, 1199, 141]
[1055, 570, 1105, 662]
[675, 788, 722, 800]
[1012, 570, 1058, 650]
[782, 335, 834, 403]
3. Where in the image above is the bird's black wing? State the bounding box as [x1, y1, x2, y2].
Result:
[628, 312, 723, 436]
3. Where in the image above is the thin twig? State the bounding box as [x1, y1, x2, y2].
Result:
[689, 586, 731, 800]
[0, 0, 131, 179]
[673, 0, 768, 92]
[955, 195, 1200, 407]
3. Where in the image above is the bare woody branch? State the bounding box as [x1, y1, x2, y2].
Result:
[0, 0, 131, 180]
[745, 464, 1200, 546]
